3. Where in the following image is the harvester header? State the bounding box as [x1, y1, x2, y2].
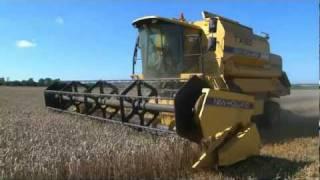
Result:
[44, 11, 290, 168]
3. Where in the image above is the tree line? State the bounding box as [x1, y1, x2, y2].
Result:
[0, 77, 60, 87]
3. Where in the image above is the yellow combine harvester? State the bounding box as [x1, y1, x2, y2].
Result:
[44, 11, 291, 168]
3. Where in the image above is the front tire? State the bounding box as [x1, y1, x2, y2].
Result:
[262, 101, 280, 128]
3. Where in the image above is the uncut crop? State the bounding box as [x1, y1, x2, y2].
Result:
[0, 87, 318, 179]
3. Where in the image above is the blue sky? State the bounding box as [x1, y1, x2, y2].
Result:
[0, 1, 318, 83]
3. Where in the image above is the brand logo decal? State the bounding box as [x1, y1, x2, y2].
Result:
[205, 97, 253, 109]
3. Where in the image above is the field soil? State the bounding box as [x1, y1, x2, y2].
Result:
[0, 87, 318, 179]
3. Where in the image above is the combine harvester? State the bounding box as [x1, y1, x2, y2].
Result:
[44, 11, 290, 168]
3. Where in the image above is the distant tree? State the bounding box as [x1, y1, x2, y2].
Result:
[2, 77, 60, 86]
[44, 78, 52, 86]
[21, 80, 27, 86]
[0, 77, 4, 85]
[10, 80, 22, 86]
[52, 78, 60, 84]
[38, 78, 45, 86]
[26, 78, 37, 86]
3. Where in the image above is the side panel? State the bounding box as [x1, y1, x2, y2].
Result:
[197, 89, 255, 138]
[232, 78, 290, 97]
[233, 78, 279, 93]
[224, 59, 282, 78]
[218, 123, 260, 166]
[192, 88, 261, 168]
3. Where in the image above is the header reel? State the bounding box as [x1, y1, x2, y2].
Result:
[44, 76, 261, 168]
[45, 78, 185, 132]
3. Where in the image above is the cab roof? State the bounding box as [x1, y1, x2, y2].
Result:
[132, 16, 201, 30]
[132, 11, 252, 32]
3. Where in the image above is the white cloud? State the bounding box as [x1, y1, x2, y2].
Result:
[55, 16, 64, 24]
[16, 40, 36, 48]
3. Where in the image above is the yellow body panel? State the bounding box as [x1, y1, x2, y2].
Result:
[193, 123, 260, 168]
[197, 88, 254, 138]
[159, 112, 175, 128]
[224, 60, 282, 78]
[233, 78, 279, 93]
[218, 123, 261, 166]
[180, 73, 203, 79]
[192, 14, 287, 98]
[192, 88, 260, 167]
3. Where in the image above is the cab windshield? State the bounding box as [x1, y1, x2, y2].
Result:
[138, 22, 202, 78]
[139, 23, 183, 78]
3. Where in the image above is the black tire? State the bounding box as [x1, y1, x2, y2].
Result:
[261, 101, 280, 128]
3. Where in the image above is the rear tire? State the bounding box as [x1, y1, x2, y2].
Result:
[261, 101, 280, 128]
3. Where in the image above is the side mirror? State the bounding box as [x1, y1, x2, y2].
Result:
[207, 37, 216, 51]
[209, 18, 217, 32]
[132, 36, 139, 74]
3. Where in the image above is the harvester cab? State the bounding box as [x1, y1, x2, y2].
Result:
[44, 11, 291, 168]
[132, 15, 204, 79]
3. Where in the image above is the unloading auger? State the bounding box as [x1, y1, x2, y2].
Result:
[44, 11, 291, 168]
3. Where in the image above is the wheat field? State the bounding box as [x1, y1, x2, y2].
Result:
[0, 87, 318, 179]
